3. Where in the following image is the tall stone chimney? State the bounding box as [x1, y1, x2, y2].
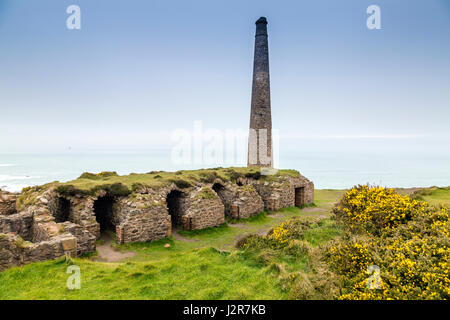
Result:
[247, 17, 273, 168]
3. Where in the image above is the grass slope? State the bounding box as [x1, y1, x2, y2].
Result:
[2, 187, 448, 300]
[0, 190, 339, 300]
[412, 187, 450, 206]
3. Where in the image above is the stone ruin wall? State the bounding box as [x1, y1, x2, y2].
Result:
[116, 191, 171, 244]
[229, 185, 265, 219]
[0, 211, 34, 241]
[0, 191, 17, 216]
[0, 172, 314, 270]
[0, 232, 77, 272]
[184, 191, 225, 230]
[250, 176, 314, 211]
[212, 181, 264, 219]
[0, 189, 95, 271]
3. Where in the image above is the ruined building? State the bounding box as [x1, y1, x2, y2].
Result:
[0, 18, 314, 271]
[0, 169, 314, 270]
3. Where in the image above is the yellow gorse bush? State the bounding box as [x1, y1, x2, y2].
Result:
[328, 186, 449, 300]
[268, 222, 290, 247]
[333, 185, 425, 234]
[326, 240, 372, 277]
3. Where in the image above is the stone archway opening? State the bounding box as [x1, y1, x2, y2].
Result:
[212, 183, 225, 196]
[93, 195, 116, 233]
[55, 197, 71, 223]
[212, 183, 230, 217]
[166, 190, 186, 228]
[295, 187, 305, 207]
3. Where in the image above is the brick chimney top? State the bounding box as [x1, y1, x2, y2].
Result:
[256, 17, 267, 25]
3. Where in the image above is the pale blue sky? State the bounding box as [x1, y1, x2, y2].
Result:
[0, 0, 449, 154]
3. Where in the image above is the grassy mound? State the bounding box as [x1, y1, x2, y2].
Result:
[33, 167, 300, 197]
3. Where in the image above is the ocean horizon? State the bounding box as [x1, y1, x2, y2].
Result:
[1, 145, 449, 193]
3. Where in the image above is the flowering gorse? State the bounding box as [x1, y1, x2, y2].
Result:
[333, 185, 425, 234]
[328, 186, 449, 300]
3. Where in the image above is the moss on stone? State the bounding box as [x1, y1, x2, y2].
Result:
[16, 188, 40, 211]
[14, 236, 32, 249]
[58, 225, 66, 234]
[195, 187, 217, 200]
[239, 184, 257, 193]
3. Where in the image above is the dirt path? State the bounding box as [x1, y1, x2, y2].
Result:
[94, 234, 136, 262]
[228, 223, 247, 229]
[172, 229, 200, 242]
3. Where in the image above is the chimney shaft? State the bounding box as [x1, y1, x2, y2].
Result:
[248, 17, 273, 168]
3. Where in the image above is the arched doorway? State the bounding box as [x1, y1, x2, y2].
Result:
[55, 197, 71, 223]
[93, 195, 116, 233]
[295, 187, 305, 207]
[166, 190, 186, 227]
[212, 183, 230, 217]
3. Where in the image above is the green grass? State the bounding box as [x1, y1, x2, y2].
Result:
[304, 219, 342, 246]
[1, 190, 345, 300]
[413, 187, 450, 207]
[12, 185, 448, 300]
[0, 249, 284, 300]
[9, 187, 411, 300]
[177, 223, 231, 237]
[55, 167, 301, 194]
[5, 183, 449, 300]
[1, 189, 347, 300]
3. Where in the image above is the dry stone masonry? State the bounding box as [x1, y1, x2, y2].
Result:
[0, 169, 313, 270]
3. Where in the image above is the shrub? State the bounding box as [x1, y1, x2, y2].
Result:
[333, 185, 425, 235]
[56, 185, 86, 196]
[327, 187, 449, 300]
[267, 219, 312, 248]
[97, 171, 119, 178]
[334, 209, 450, 299]
[199, 171, 220, 183]
[78, 171, 118, 180]
[325, 238, 373, 277]
[237, 218, 313, 253]
[78, 172, 100, 180]
[235, 234, 268, 250]
[224, 169, 244, 183]
[245, 171, 262, 180]
[89, 183, 131, 197]
[169, 179, 192, 189]
[131, 183, 148, 193]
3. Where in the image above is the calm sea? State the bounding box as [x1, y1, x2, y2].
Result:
[1, 145, 449, 192]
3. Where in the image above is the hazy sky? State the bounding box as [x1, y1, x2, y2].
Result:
[1, 0, 449, 153]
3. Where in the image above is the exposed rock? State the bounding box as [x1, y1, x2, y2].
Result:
[0, 190, 17, 215]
